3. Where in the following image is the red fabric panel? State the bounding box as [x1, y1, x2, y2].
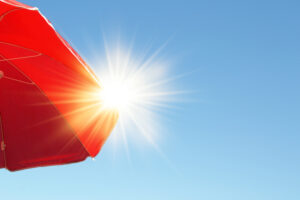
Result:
[0, 59, 89, 171]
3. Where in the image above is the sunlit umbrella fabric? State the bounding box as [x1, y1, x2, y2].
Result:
[0, 0, 118, 171]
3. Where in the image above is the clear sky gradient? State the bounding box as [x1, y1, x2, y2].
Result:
[1, 0, 300, 199]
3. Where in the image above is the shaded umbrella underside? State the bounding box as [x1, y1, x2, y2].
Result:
[0, 0, 118, 170]
[0, 57, 89, 171]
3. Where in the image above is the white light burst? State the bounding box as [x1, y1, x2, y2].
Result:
[91, 39, 181, 155]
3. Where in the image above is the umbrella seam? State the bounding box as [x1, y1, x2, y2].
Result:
[0, 8, 22, 22]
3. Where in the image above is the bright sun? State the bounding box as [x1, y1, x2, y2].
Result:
[90, 40, 183, 157]
[98, 78, 136, 111]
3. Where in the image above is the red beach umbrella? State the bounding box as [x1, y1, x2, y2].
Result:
[0, 0, 118, 171]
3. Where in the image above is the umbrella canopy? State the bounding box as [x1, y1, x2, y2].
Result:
[0, 0, 118, 171]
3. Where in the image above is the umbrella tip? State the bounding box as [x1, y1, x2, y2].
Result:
[0, 71, 3, 79]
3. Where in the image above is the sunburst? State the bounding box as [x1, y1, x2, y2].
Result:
[90, 39, 184, 157]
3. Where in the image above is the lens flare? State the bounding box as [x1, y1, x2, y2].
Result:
[90, 40, 183, 157]
[98, 74, 138, 111]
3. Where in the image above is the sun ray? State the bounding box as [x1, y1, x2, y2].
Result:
[88, 38, 187, 166]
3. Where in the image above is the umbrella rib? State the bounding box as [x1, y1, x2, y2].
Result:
[0, 53, 35, 85]
[0, 41, 43, 62]
[0, 41, 98, 87]
[0, 41, 42, 85]
[0, 53, 42, 62]
[0, 8, 22, 22]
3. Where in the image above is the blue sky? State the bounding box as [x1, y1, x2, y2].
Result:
[1, 0, 300, 199]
